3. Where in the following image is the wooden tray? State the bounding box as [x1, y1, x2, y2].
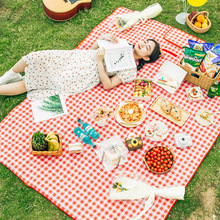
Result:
[150, 96, 190, 127]
[114, 101, 146, 128]
[30, 133, 62, 156]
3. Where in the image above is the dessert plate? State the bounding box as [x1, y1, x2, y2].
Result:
[145, 120, 169, 141]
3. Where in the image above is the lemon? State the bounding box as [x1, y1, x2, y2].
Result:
[203, 19, 208, 24]
[202, 23, 208, 28]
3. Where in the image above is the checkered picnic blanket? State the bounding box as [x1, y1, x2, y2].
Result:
[1, 7, 219, 220]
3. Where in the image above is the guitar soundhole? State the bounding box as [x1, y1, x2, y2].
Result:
[63, 0, 79, 4]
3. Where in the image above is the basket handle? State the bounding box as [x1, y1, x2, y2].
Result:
[191, 11, 209, 21]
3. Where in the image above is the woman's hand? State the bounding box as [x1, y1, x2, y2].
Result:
[90, 33, 118, 49]
[98, 34, 118, 44]
[96, 48, 105, 63]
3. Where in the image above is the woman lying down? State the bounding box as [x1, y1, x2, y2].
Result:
[0, 33, 161, 100]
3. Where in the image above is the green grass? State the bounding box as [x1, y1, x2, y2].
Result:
[0, 0, 219, 219]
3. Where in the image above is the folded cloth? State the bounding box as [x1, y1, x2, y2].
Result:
[110, 176, 185, 220]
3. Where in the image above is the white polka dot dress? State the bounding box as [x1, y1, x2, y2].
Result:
[22, 49, 137, 100]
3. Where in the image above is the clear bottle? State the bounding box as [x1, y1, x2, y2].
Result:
[216, 81, 220, 96]
[74, 127, 96, 148]
[78, 119, 100, 140]
[208, 81, 219, 98]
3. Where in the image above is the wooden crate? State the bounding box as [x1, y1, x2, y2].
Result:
[30, 133, 62, 156]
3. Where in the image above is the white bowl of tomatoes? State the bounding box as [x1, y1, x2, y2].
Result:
[144, 146, 175, 174]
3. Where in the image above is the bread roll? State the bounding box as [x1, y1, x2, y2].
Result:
[170, 106, 181, 121]
[160, 98, 172, 115]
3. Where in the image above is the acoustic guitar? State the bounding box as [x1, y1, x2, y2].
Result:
[42, 0, 92, 21]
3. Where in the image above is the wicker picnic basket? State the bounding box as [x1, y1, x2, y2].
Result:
[186, 11, 211, 33]
[179, 57, 220, 90]
[30, 133, 62, 156]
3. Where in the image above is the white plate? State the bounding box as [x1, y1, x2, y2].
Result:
[145, 120, 169, 141]
[195, 109, 214, 126]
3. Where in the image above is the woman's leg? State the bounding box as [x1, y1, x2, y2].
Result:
[0, 80, 27, 96]
[12, 59, 28, 73]
[0, 59, 28, 85]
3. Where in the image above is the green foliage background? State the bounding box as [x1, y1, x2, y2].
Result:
[0, 0, 219, 219]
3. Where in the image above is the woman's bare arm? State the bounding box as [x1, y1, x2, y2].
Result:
[96, 48, 122, 90]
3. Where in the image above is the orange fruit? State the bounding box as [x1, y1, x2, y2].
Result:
[202, 23, 208, 28]
[197, 15, 205, 23]
[194, 22, 202, 28]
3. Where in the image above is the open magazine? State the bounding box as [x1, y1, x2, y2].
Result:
[97, 39, 136, 72]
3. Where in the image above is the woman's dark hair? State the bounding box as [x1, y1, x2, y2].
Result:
[135, 39, 162, 70]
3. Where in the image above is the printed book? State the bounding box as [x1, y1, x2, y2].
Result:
[97, 39, 136, 72]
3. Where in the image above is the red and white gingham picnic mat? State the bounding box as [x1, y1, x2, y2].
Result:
[0, 7, 219, 220]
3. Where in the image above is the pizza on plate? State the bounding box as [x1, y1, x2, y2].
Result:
[118, 102, 143, 123]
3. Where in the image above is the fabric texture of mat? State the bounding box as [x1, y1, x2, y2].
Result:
[1, 7, 220, 220]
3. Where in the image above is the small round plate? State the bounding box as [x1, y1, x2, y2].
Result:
[145, 120, 168, 141]
[114, 101, 146, 128]
[144, 146, 175, 174]
[195, 109, 214, 126]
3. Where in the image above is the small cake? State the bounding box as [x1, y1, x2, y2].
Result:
[186, 87, 203, 101]
[68, 143, 83, 154]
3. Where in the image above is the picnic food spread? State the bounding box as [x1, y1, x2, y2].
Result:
[27, 37, 219, 218]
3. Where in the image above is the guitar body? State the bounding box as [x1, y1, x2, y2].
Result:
[43, 0, 92, 21]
